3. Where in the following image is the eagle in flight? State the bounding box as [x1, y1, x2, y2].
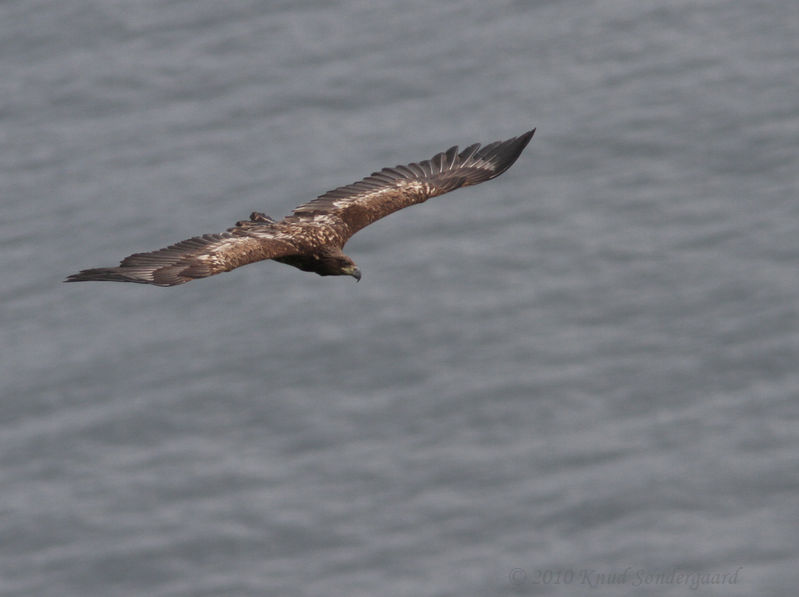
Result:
[66, 128, 535, 287]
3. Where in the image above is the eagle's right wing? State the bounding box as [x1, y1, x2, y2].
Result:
[285, 129, 535, 244]
[65, 230, 298, 286]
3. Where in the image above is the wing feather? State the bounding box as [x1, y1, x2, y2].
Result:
[285, 129, 535, 242]
[65, 230, 297, 286]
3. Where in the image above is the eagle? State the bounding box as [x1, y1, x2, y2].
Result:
[65, 128, 535, 287]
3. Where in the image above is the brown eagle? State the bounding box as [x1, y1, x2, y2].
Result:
[65, 128, 535, 287]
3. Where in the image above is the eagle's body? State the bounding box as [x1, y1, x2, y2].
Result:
[66, 128, 535, 286]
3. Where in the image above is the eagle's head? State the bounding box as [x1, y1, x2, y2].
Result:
[336, 256, 362, 282]
[340, 262, 362, 282]
[318, 252, 361, 281]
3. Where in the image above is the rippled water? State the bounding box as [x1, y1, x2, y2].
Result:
[2, 1, 798, 595]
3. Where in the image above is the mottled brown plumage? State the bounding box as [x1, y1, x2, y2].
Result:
[65, 128, 535, 286]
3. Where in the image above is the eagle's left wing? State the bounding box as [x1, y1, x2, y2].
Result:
[65, 230, 298, 286]
[285, 129, 534, 244]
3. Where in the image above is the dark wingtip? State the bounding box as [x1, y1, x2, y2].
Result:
[518, 127, 536, 148]
[64, 269, 112, 283]
[515, 127, 536, 156]
[64, 270, 95, 283]
[482, 127, 536, 180]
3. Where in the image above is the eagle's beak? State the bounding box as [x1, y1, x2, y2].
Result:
[341, 264, 361, 282]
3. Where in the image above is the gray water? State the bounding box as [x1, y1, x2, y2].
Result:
[2, 1, 798, 595]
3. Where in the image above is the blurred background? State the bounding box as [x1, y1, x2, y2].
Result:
[1, 0, 797, 595]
